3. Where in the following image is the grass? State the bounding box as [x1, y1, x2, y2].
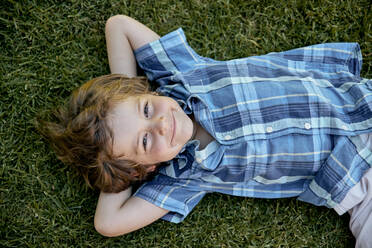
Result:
[1, 0, 371, 247]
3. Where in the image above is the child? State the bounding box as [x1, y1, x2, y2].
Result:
[41, 15, 372, 247]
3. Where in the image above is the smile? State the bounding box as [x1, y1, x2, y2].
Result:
[171, 111, 176, 145]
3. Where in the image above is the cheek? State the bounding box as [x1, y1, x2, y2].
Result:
[155, 97, 178, 111]
[152, 140, 170, 156]
[151, 141, 181, 161]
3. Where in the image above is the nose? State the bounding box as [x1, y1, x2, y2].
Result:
[154, 116, 167, 136]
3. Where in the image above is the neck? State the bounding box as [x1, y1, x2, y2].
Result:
[189, 114, 214, 149]
[190, 116, 198, 141]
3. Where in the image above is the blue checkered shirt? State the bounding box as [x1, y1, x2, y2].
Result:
[133, 28, 372, 223]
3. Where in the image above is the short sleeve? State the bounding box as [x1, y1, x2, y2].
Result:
[267, 43, 363, 77]
[134, 28, 203, 86]
[133, 174, 206, 223]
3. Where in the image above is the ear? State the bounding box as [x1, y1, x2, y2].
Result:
[130, 171, 139, 177]
[130, 165, 156, 177]
[146, 165, 156, 172]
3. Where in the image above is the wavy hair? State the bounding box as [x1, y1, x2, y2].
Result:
[38, 74, 157, 192]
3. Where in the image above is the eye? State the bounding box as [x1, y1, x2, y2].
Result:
[143, 133, 148, 151]
[144, 101, 149, 118]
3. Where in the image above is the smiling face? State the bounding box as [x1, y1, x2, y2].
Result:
[109, 94, 194, 165]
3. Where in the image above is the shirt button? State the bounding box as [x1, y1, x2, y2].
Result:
[304, 123, 311, 130]
[342, 125, 348, 130]
[266, 126, 273, 133]
[196, 157, 202, 163]
[225, 135, 232, 140]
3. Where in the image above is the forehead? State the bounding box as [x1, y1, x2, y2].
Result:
[108, 96, 138, 159]
[110, 96, 137, 114]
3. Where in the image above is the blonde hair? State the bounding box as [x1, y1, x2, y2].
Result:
[39, 74, 157, 192]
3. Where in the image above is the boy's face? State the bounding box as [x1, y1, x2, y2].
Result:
[109, 94, 194, 165]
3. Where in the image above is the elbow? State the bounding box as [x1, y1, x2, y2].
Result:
[94, 219, 115, 237]
[94, 216, 127, 237]
[105, 15, 128, 33]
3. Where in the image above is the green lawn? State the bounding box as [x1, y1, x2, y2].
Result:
[1, 0, 371, 247]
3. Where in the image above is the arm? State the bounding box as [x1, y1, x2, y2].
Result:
[94, 187, 169, 237]
[95, 16, 166, 237]
[105, 15, 160, 76]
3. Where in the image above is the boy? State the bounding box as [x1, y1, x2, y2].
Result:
[42, 15, 372, 247]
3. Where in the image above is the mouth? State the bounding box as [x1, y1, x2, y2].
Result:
[170, 111, 176, 145]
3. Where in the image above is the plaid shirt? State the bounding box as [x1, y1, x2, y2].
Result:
[133, 28, 372, 223]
